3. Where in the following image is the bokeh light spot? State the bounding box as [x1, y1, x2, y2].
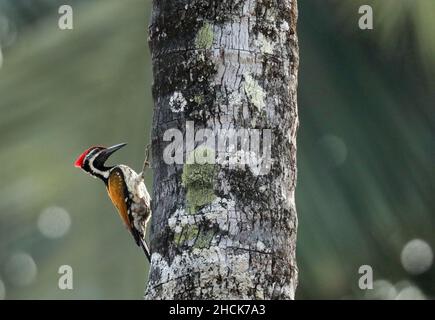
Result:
[395, 285, 426, 300]
[37, 206, 71, 239]
[318, 134, 347, 167]
[4, 252, 37, 287]
[401, 239, 433, 275]
[365, 279, 397, 300]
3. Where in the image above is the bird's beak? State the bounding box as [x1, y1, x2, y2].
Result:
[97, 143, 127, 164]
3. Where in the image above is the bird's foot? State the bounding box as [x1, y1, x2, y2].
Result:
[141, 144, 151, 179]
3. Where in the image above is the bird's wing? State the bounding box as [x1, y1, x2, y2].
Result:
[107, 167, 131, 230]
[107, 167, 147, 252]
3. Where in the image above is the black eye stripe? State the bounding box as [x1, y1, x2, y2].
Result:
[85, 148, 101, 162]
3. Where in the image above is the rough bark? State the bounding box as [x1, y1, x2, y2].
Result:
[145, 0, 299, 299]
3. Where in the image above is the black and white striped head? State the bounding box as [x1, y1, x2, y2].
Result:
[74, 143, 127, 181]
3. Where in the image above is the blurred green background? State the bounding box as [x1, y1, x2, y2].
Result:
[0, 0, 433, 299]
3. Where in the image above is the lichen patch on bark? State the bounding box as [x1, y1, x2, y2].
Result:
[243, 74, 266, 111]
[147, 0, 299, 300]
[182, 147, 216, 214]
[169, 91, 187, 113]
[195, 22, 214, 49]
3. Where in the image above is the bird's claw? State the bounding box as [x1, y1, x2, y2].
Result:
[142, 144, 151, 178]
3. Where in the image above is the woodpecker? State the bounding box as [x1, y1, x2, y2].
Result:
[74, 143, 152, 261]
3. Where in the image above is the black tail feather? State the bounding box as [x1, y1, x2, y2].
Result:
[139, 238, 151, 262]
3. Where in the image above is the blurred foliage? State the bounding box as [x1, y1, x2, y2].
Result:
[334, 0, 435, 76]
[297, 1, 434, 299]
[0, 0, 152, 299]
[0, 0, 433, 299]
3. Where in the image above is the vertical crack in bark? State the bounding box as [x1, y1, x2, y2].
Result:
[146, 0, 299, 300]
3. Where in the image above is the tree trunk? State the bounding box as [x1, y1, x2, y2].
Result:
[146, 0, 299, 300]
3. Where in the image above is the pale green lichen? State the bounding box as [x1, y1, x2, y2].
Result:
[182, 147, 216, 213]
[243, 74, 266, 110]
[255, 33, 274, 54]
[195, 22, 214, 49]
[194, 229, 215, 249]
[193, 94, 205, 105]
[173, 231, 183, 244]
[174, 224, 199, 245]
[184, 225, 199, 242]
